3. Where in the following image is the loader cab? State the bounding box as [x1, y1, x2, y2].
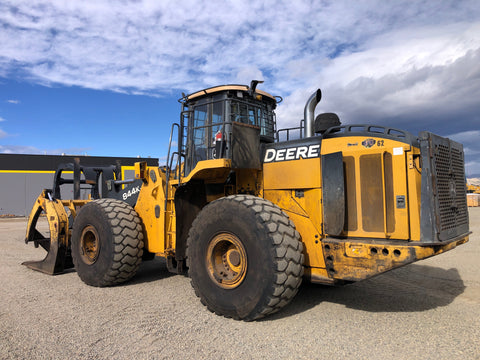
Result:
[180, 82, 278, 176]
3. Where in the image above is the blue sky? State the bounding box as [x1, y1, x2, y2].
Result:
[0, 0, 479, 176]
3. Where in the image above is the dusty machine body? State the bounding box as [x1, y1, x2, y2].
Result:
[25, 82, 470, 320]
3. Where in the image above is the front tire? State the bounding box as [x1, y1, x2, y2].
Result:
[186, 195, 304, 320]
[71, 199, 144, 287]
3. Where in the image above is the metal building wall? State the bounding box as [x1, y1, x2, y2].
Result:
[0, 172, 53, 216]
[0, 154, 158, 216]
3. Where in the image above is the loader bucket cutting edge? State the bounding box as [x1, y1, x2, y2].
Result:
[22, 190, 73, 275]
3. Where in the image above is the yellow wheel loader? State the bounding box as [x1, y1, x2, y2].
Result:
[24, 81, 470, 320]
[467, 183, 480, 194]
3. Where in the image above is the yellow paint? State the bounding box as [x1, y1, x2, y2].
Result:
[407, 147, 422, 240]
[0, 170, 55, 174]
[25, 192, 90, 249]
[264, 190, 308, 217]
[323, 235, 469, 281]
[466, 183, 480, 194]
[263, 157, 321, 190]
[186, 85, 276, 102]
[287, 212, 326, 268]
[134, 167, 168, 253]
[174, 159, 232, 185]
[264, 189, 324, 268]
[1, 165, 133, 178]
[294, 188, 323, 234]
[121, 165, 135, 181]
[133, 159, 232, 254]
[304, 267, 333, 285]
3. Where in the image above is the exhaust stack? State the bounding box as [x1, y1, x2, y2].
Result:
[304, 89, 322, 138]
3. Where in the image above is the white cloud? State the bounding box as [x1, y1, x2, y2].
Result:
[448, 131, 480, 176]
[448, 130, 480, 145]
[6, 99, 20, 104]
[0, 145, 41, 153]
[1, 1, 478, 95]
[0, 116, 5, 122]
[276, 22, 480, 128]
[0, 144, 91, 155]
[235, 67, 264, 86]
[465, 159, 480, 177]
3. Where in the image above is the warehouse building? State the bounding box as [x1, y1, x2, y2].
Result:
[0, 154, 158, 216]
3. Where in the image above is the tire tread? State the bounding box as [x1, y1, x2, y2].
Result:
[72, 199, 144, 287]
[186, 195, 303, 320]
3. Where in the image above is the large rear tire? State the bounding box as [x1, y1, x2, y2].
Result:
[71, 199, 144, 287]
[186, 195, 304, 320]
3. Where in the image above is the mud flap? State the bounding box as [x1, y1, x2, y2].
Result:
[23, 190, 73, 275]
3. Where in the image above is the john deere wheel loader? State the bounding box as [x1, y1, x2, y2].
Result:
[24, 81, 470, 320]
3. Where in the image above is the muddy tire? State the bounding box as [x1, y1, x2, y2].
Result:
[186, 195, 304, 321]
[71, 199, 144, 287]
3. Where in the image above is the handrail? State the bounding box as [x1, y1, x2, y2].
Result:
[165, 123, 180, 212]
[276, 119, 305, 142]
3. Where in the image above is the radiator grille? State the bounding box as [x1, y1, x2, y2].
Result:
[420, 131, 469, 242]
[435, 145, 468, 231]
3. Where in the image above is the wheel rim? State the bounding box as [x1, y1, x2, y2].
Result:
[79, 225, 100, 265]
[206, 233, 247, 289]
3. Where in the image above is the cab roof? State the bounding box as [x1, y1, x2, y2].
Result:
[184, 84, 277, 102]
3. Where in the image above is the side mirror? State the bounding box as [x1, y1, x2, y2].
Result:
[314, 113, 341, 134]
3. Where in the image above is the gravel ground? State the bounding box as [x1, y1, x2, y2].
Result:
[1, 209, 479, 359]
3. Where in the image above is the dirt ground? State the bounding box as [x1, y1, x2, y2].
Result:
[1, 209, 479, 359]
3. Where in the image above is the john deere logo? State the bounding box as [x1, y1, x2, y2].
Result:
[362, 138, 376, 148]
